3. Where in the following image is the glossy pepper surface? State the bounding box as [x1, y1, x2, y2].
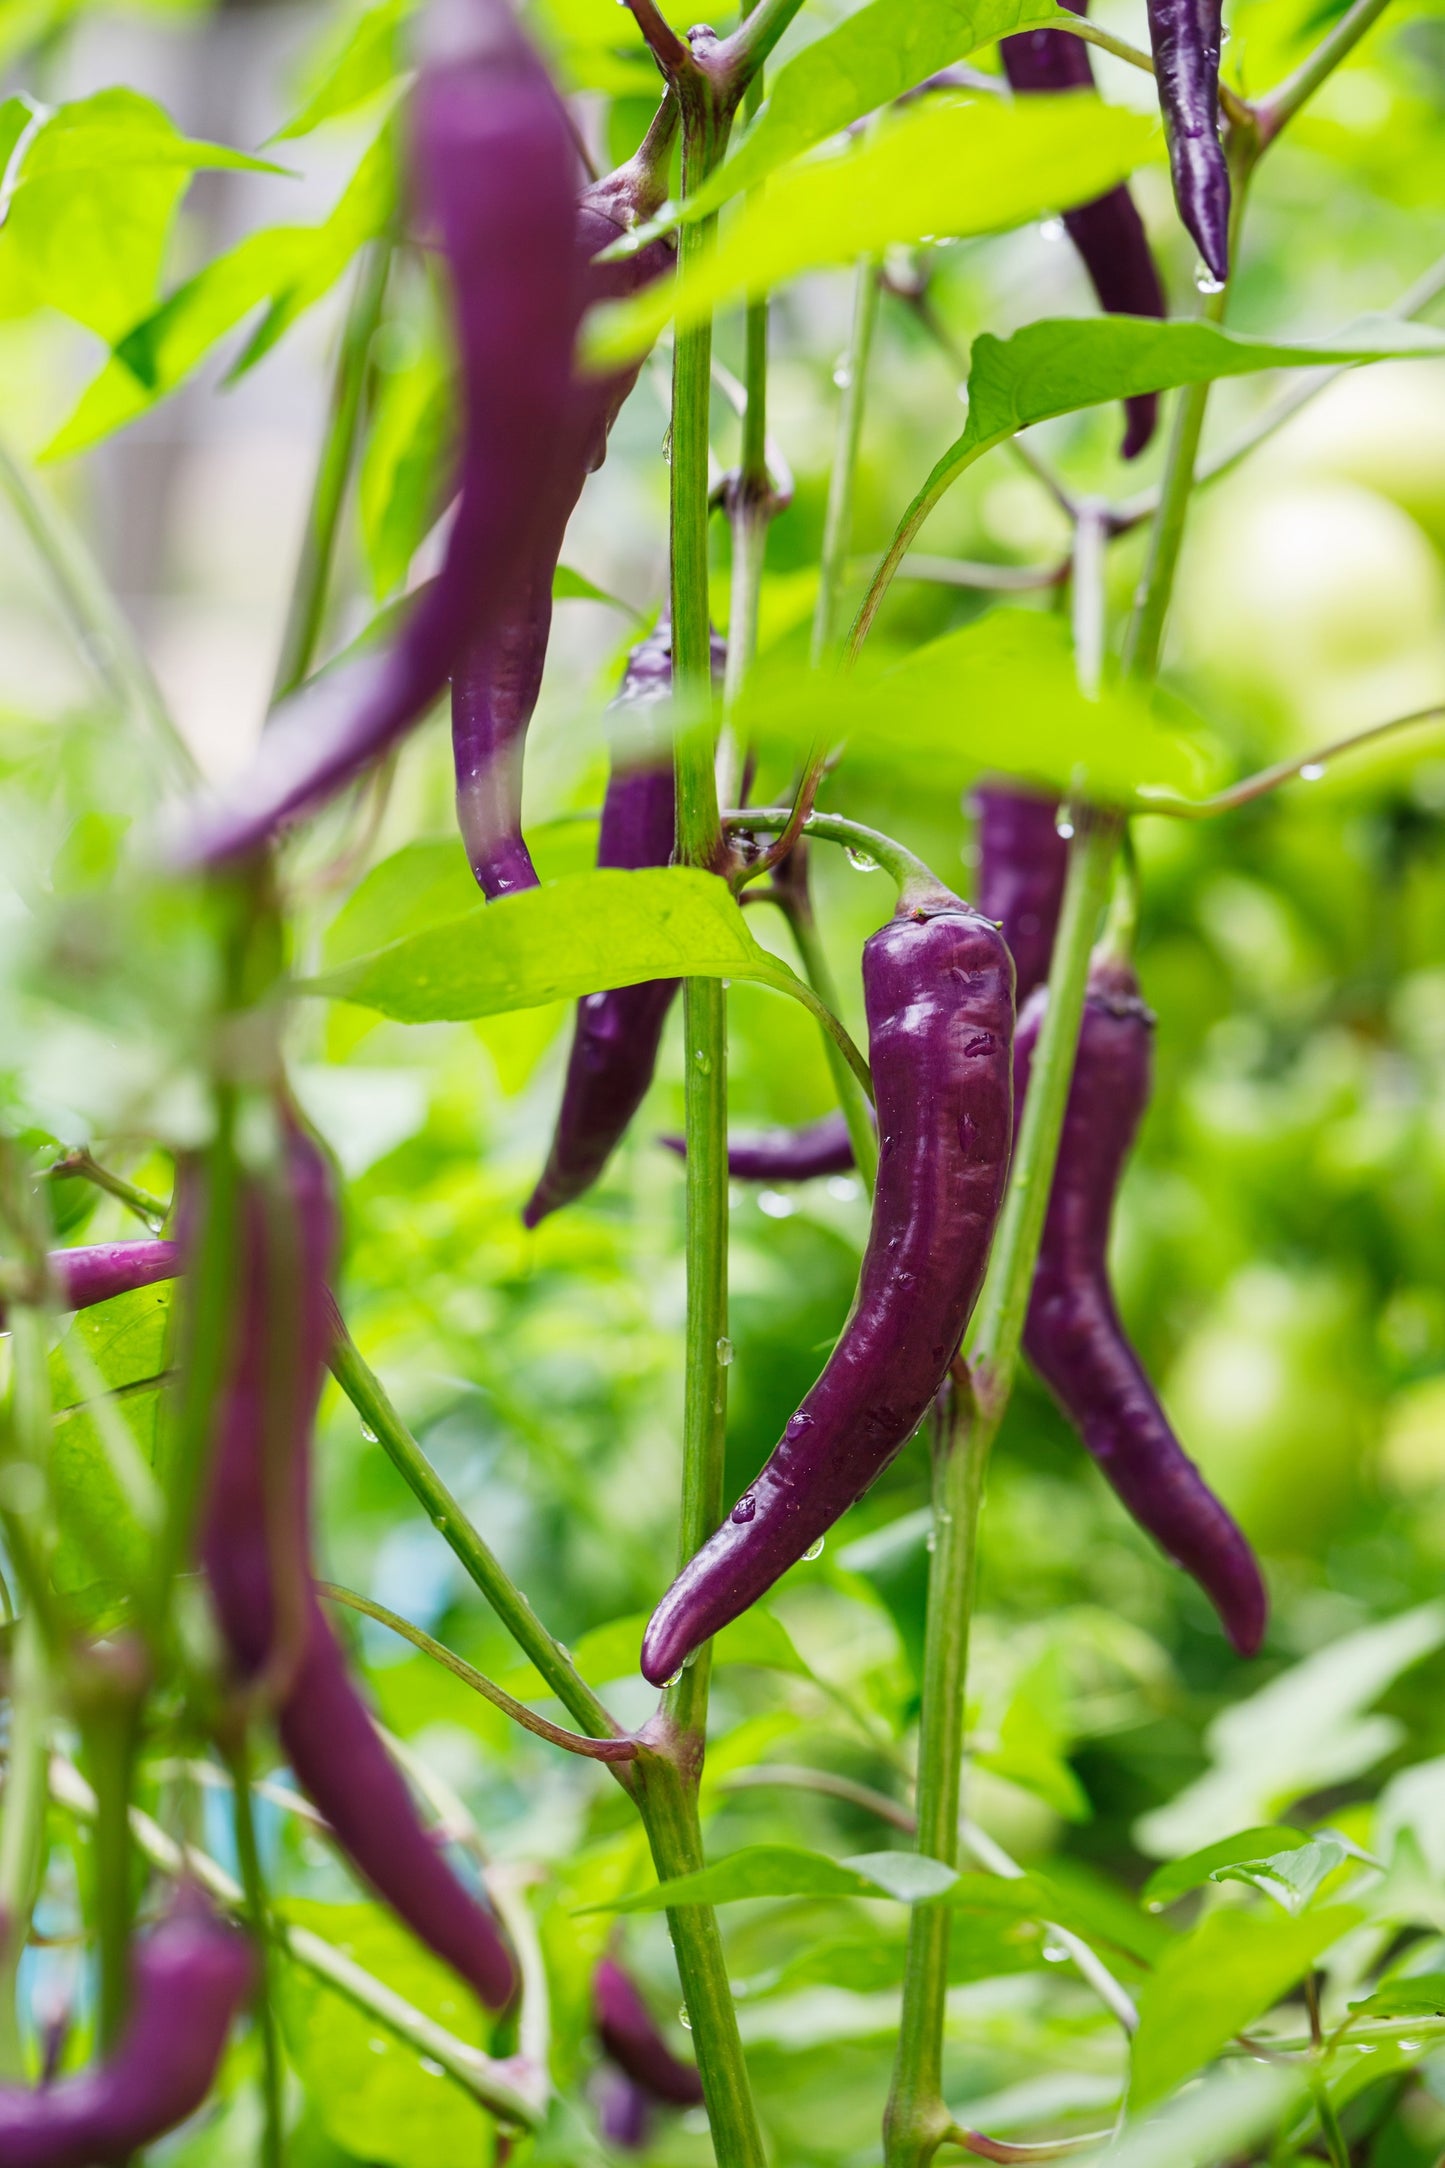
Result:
[642, 886, 1014, 1686]
[974, 784, 1070, 1007]
[454, 139, 677, 899]
[1016, 958, 1266, 1654]
[523, 622, 709, 1226]
[177, 0, 580, 867]
[661, 1111, 860, 1182]
[999, 0, 1166, 458]
[1145, 0, 1230, 284]
[191, 1123, 517, 2008]
[0, 1897, 252, 2168]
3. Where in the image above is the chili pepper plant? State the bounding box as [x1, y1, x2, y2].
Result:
[0, 0, 1444, 2160]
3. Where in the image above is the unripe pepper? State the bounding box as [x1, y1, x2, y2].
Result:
[0, 1895, 252, 2168]
[999, 0, 1166, 459]
[454, 122, 679, 899]
[1016, 957, 1266, 1654]
[189, 1122, 516, 2008]
[524, 621, 721, 1227]
[1145, 0, 1230, 285]
[177, 0, 581, 867]
[974, 784, 1070, 1007]
[642, 884, 1013, 1685]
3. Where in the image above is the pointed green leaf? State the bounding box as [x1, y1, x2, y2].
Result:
[1143, 1827, 1310, 1911]
[586, 92, 1160, 366]
[587, 1843, 961, 1914]
[359, 329, 454, 599]
[270, 0, 410, 142]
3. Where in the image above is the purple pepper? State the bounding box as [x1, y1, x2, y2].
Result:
[174, 0, 582, 868]
[29, 1241, 178, 1319]
[522, 622, 720, 1228]
[1016, 957, 1266, 1654]
[0, 1895, 252, 2168]
[1145, 0, 1230, 285]
[593, 1958, 703, 2109]
[1000, 0, 1166, 458]
[661, 1111, 861, 1182]
[974, 784, 1070, 1008]
[598, 2070, 653, 2149]
[452, 137, 679, 900]
[191, 1123, 517, 2009]
[641, 886, 1014, 1686]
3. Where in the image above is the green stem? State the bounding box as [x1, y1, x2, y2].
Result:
[779, 892, 880, 1190]
[270, 240, 391, 704]
[1255, 0, 1397, 142]
[631, 1741, 767, 2167]
[83, 1694, 139, 2048]
[722, 0, 810, 87]
[0, 1614, 49, 2079]
[324, 1311, 624, 1750]
[225, 1737, 285, 2168]
[883, 1386, 990, 2168]
[813, 257, 880, 665]
[46, 1149, 169, 1232]
[728, 807, 941, 900]
[717, 277, 773, 806]
[0, 432, 195, 785]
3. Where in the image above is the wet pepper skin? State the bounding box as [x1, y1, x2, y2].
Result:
[974, 784, 1070, 1007]
[453, 158, 676, 899]
[1145, 0, 1230, 284]
[191, 1125, 516, 2009]
[642, 890, 1014, 1685]
[663, 1110, 861, 1183]
[178, 0, 580, 868]
[1017, 958, 1266, 1655]
[999, 0, 1166, 459]
[0, 1899, 253, 2168]
[33, 1240, 179, 1316]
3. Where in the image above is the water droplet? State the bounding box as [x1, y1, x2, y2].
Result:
[717, 1336, 734, 1365]
[925, 1530, 937, 1553]
[803, 1536, 824, 1562]
[360, 1422, 379, 1443]
[420, 2057, 445, 2077]
[759, 1190, 795, 1219]
[694, 1048, 712, 1073]
[833, 360, 853, 389]
[142, 1212, 166, 1238]
[368, 2036, 389, 2054]
[1042, 1941, 1070, 1964]
[1054, 810, 1075, 839]
[683, 1644, 700, 1667]
[661, 422, 673, 464]
[956, 383, 970, 407]
[662, 1668, 684, 1688]
[1400, 2039, 1423, 2054]
[1039, 216, 1066, 242]
[845, 846, 879, 872]
[435, 1515, 449, 1532]
[678, 2005, 693, 2030]
[1194, 265, 1225, 295]
[827, 1176, 861, 1202]
[1300, 761, 1325, 781]
[731, 1493, 757, 1524]
[785, 1411, 814, 1437]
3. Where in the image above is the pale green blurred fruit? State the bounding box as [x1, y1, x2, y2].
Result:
[1164, 1266, 1369, 1551]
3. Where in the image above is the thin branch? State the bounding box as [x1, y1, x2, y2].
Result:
[621, 0, 690, 75]
[947, 2126, 1117, 2162]
[1255, 0, 1397, 143]
[959, 1819, 1139, 2034]
[887, 554, 1069, 594]
[1138, 701, 1445, 819]
[723, 0, 812, 89]
[718, 1764, 916, 1832]
[726, 806, 941, 901]
[44, 1149, 169, 1232]
[316, 1582, 638, 1763]
[1051, 14, 1155, 74]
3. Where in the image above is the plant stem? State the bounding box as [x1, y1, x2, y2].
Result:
[324, 1310, 624, 1749]
[0, 432, 195, 785]
[225, 1735, 285, 2168]
[813, 257, 880, 664]
[1256, 0, 1397, 142]
[0, 1614, 49, 2079]
[84, 1692, 139, 2048]
[270, 240, 391, 705]
[777, 887, 880, 1189]
[718, 254, 774, 804]
[46, 1148, 169, 1230]
[883, 1384, 990, 2168]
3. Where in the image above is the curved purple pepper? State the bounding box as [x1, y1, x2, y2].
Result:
[641, 888, 1014, 1685]
[593, 1958, 703, 2109]
[598, 2071, 653, 2150]
[1000, 0, 1166, 458]
[1145, 0, 1230, 285]
[1016, 958, 1266, 1654]
[974, 784, 1070, 1007]
[192, 1124, 516, 2009]
[453, 138, 678, 899]
[523, 623, 721, 1227]
[16, 1241, 179, 1322]
[175, 0, 581, 868]
[0, 1896, 253, 2168]
[661, 1111, 861, 1182]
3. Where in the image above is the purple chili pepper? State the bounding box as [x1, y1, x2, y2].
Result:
[661, 1111, 860, 1182]
[0, 1895, 253, 2168]
[191, 1122, 516, 2009]
[1000, 0, 1166, 458]
[1145, 0, 1230, 285]
[598, 2070, 653, 2150]
[523, 622, 721, 1228]
[453, 126, 679, 900]
[974, 784, 1070, 1008]
[14, 1241, 179, 1322]
[173, 0, 582, 869]
[641, 885, 1013, 1686]
[593, 1958, 703, 2109]
[1015, 957, 1266, 1654]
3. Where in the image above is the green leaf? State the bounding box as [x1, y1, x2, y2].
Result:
[589, 1842, 960, 1914]
[1075, 2065, 1307, 2168]
[733, 609, 1214, 806]
[270, 0, 410, 142]
[279, 1901, 492, 2168]
[673, 0, 1068, 227]
[228, 122, 395, 377]
[0, 88, 282, 345]
[46, 1285, 172, 1604]
[586, 93, 1160, 366]
[304, 867, 795, 1023]
[738, 1916, 1046, 2001]
[1130, 1905, 1361, 2107]
[1213, 1835, 1349, 1913]
[359, 329, 454, 600]
[1346, 1973, 1445, 2021]
[1143, 1827, 1311, 1911]
[552, 564, 641, 614]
